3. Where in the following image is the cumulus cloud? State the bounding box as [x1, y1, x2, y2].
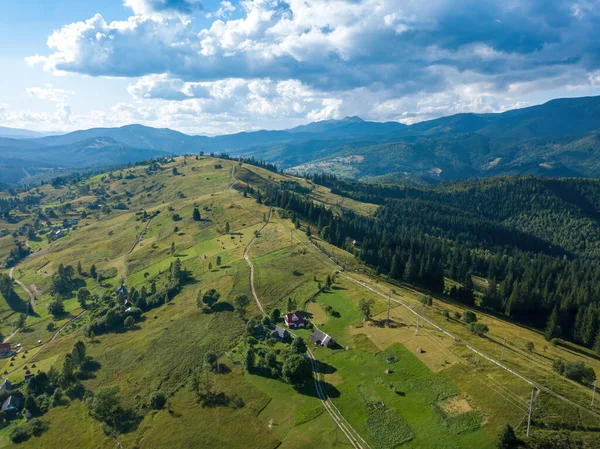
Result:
[26, 84, 75, 102]
[124, 0, 204, 17]
[21, 0, 600, 129]
[206, 1, 236, 19]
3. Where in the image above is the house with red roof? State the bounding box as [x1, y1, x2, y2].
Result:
[0, 343, 12, 358]
[284, 311, 306, 329]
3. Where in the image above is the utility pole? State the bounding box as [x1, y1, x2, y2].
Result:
[527, 387, 537, 437]
[387, 290, 391, 327]
[501, 337, 506, 360]
[592, 380, 597, 407]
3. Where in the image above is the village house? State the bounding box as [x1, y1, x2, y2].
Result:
[310, 329, 334, 347]
[54, 229, 65, 239]
[115, 284, 128, 299]
[1, 395, 22, 416]
[284, 311, 306, 329]
[270, 326, 290, 341]
[0, 343, 13, 358]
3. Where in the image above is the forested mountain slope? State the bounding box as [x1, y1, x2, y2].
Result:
[270, 174, 600, 351]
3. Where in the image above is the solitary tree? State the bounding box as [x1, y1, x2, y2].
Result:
[282, 354, 312, 387]
[358, 299, 375, 321]
[525, 341, 535, 353]
[90, 264, 97, 280]
[469, 322, 489, 337]
[216, 256, 222, 266]
[200, 289, 221, 311]
[170, 242, 176, 254]
[305, 226, 312, 237]
[172, 167, 178, 176]
[463, 311, 477, 324]
[193, 208, 201, 221]
[225, 222, 230, 234]
[287, 297, 297, 312]
[234, 294, 250, 318]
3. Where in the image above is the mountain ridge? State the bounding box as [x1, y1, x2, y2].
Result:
[4, 95, 600, 184]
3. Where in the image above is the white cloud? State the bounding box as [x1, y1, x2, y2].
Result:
[16, 0, 600, 132]
[26, 84, 75, 102]
[124, 0, 204, 17]
[206, 1, 236, 18]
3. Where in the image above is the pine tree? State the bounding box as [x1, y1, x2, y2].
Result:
[306, 225, 312, 237]
[544, 306, 562, 341]
[225, 222, 230, 234]
[193, 208, 201, 221]
[90, 264, 97, 280]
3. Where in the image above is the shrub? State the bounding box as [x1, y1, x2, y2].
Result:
[468, 322, 489, 337]
[149, 392, 167, 410]
[9, 419, 48, 443]
[463, 311, 477, 324]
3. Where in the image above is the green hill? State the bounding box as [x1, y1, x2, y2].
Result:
[0, 157, 599, 448]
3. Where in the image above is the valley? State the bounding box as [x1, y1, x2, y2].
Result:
[0, 156, 598, 448]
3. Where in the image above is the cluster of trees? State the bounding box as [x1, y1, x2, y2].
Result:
[84, 259, 189, 336]
[215, 153, 278, 173]
[254, 176, 600, 351]
[244, 336, 312, 388]
[8, 340, 97, 444]
[552, 359, 596, 386]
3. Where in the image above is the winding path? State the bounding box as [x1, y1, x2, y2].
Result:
[239, 197, 369, 447]
[9, 266, 35, 310]
[243, 208, 271, 316]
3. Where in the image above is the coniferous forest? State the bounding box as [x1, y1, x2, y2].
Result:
[255, 175, 600, 353]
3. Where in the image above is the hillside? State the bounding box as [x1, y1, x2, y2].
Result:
[4, 95, 600, 185]
[0, 159, 599, 448]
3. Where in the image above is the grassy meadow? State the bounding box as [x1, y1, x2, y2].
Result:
[0, 156, 598, 448]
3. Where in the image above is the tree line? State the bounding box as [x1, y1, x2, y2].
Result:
[256, 176, 600, 352]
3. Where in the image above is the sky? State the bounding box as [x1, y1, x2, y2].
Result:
[2, 0, 600, 135]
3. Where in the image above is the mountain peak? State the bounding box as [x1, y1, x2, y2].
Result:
[340, 116, 365, 123]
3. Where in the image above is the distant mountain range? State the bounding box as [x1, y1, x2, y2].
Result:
[3, 95, 600, 185]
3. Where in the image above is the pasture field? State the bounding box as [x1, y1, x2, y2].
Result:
[0, 156, 598, 448]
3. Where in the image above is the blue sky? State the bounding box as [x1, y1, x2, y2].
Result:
[2, 0, 600, 135]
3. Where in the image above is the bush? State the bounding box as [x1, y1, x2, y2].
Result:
[463, 311, 477, 324]
[149, 392, 167, 410]
[468, 322, 489, 336]
[124, 316, 135, 329]
[9, 419, 48, 443]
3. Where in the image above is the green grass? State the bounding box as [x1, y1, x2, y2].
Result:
[3, 156, 600, 448]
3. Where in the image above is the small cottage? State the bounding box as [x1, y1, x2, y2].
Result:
[310, 329, 334, 347]
[284, 312, 306, 329]
[0, 343, 12, 358]
[0, 379, 12, 391]
[271, 326, 290, 341]
[1, 395, 22, 416]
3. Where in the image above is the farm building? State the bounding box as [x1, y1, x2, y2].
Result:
[1, 395, 21, 416]
[284, 312, 306, 329]
[271, 326, 290, 341]
[115, 284, 128, 298]
[0, 343, 12, 358]
[310, 329, 334, 347]
[0, 379, 12, 391]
